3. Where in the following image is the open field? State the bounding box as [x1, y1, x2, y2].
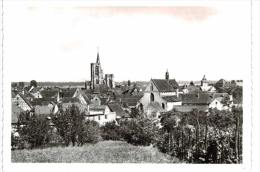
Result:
[12, 141, 180, 163]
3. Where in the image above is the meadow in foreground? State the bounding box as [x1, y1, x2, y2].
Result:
[11, 140, 180, 163]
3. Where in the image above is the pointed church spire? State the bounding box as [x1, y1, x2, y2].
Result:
[165, 69, 169, 80]
[96, 47, 100, 64]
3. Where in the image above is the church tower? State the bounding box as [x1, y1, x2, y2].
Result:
[165, 69, 169, 80]
[90, 50, 104, 90]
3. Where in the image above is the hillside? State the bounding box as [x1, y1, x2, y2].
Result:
[12, 141, 180, 163]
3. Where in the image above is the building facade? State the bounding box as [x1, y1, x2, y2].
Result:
[90, 51, 114, 90]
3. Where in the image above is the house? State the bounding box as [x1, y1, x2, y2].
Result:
[13, 93, 33, 111]
[179, 92, 233, 112]
[139, 70, 180, 115]
[11, 103, 24, 126]
[107, 102, 129, 119]
[87, 104, 117, 126]
[200, 75, 216, 92]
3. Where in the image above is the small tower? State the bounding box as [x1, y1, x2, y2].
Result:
[165, 69, 169, 80]
[201, 75, 207, 86]
[96, 50, 100, 64]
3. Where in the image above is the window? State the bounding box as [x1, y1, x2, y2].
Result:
[105, 115, 107, 119]
[150, 93, 154, 102]
[98, 116, 101, 120]
[162, 103, 165, 109]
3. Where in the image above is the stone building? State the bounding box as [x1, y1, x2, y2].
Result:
[90, 51, 114, 90]
[139, 70, 181, 116]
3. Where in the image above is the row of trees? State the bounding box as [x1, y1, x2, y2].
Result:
[12, 105, 100, 149]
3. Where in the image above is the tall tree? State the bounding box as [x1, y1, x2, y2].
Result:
[30, 80, 37, 88]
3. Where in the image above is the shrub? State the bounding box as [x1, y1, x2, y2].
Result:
[78, 120, 100, 145]
[100, 121, 121, 141]
[18, 114, 51, 149]
[119, 117, 159, 146]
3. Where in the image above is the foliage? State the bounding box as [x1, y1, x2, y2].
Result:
[119, 117, 159, 146]
[30, 80, 38, 88]
[156, 108, 243, 163]
[78, 120, 100, 145]
[18, 114, 51, 149]
[100, 121, 121, 141]
[130, 108, 140, 118]
[52, 105, 100, 146]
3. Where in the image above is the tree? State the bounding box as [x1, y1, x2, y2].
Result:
[18, 82, 24, 88]
[130, 108, 140, 118]
[30, 80, 37, 88]
[18, 114, 51, 148]
[78, 120, 100, 145]
[127, 80, 131, 87]
[119, 117, 159, 146]
[100, 121, 121, 141]
[52, 105, 84, 146]
[52, 105, 100, 146]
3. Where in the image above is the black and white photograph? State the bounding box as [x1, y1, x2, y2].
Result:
[1, 0, 260, 171]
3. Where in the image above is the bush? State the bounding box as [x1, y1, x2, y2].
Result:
[78, 120, 100, 145]
[52, 105, 101, 146]
[119, 117, 159, 146]
[100, 121, 121, 141]
[18, 114, 51, 149]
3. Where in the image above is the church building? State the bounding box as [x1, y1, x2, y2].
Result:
[139, 70, 182, 117]
[90, 51, 114, 90]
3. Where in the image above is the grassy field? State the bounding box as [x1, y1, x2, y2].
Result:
[12, 141, 180, 163]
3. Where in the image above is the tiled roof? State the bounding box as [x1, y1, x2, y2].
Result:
[182, 93, 212, 105]
[173, 105, 209, 112]
[61, 103, 88, 112]
[31, 98, 56, 106]
[40, 90, 59, 98]
[117, 95, 142, 107]
[18, 93, 33, 108]
[162, 96, 181, 102]
[89, 104, 107, 111]
[152, 79, 179, 92]
[145, 102, 164, 112]
[107, 102, 129, 118]
[60, 88, 77, 98]
[61, 97, 80, 103]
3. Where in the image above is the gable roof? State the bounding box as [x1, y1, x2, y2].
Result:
[60, 88, 77, 98]
[162, 96, 181, 102]
[182, 93, 212, 105]
[61, 97, 80, 103]
[151, 79, 179, 92]
[107, 102, 129, 118]
[31, 98, 56, 106]
[40, 89, 59, 98]
[145, 102, 164, 112]
[17, 93, 33, 108]
[117, 95, 142, 107]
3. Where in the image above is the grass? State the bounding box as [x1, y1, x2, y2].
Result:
[12, 141, 180, 163]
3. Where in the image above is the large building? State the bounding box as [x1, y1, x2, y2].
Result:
[90, 51, 114, 90]
[139, 70, 181, 117]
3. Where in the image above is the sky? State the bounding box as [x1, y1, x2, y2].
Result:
[4, 1, 251, 82]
